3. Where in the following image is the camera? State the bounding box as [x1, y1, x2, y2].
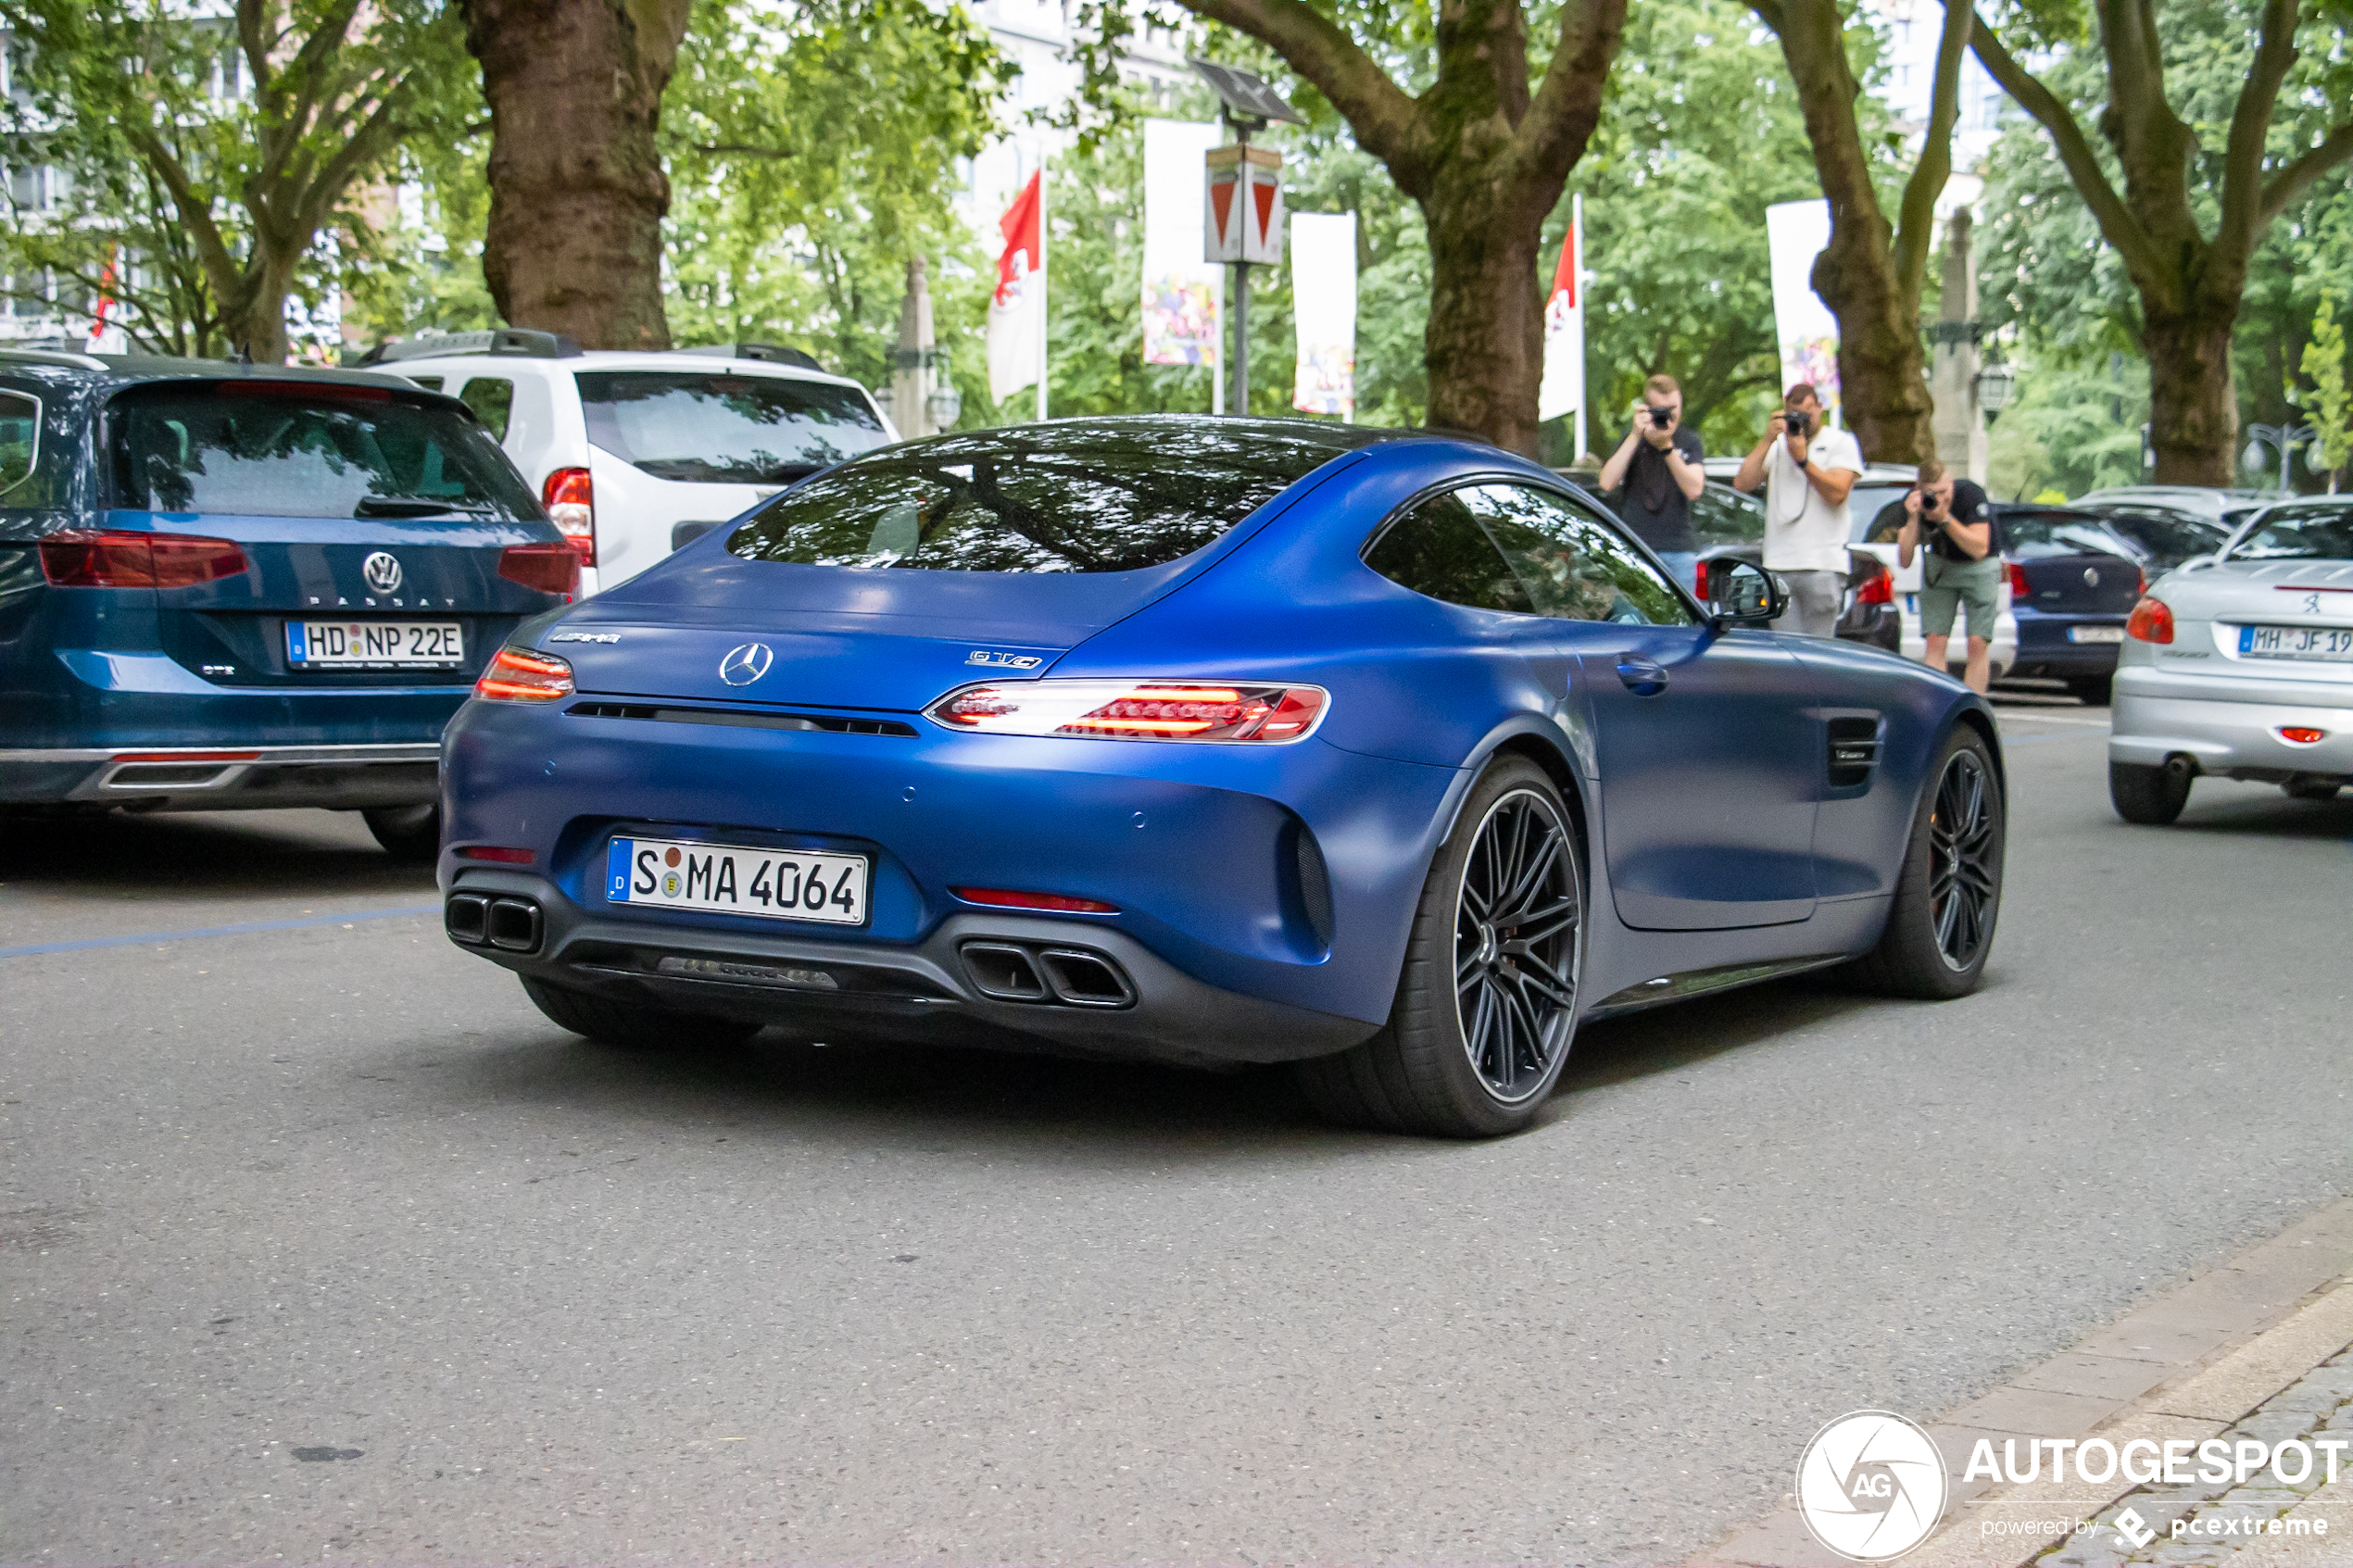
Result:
[1644, 404, 1675, 428]
[1782, 408, 1811, 439]
[1919, 488, 1945, 515]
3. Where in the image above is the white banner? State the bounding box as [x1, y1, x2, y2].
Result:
[988, 170, 1045, 407]
[1538, 199, 1582, 425]
[1767, 199, 1841, 414]
[1142, 119, 1222, 368]
[1290, 212, 1356, 419]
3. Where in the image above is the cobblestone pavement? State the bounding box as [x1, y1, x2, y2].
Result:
[2040, 1348, 2353, 1567]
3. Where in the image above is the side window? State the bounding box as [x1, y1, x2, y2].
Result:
[1363, 489, 1535, 614]
[1459, 483, 1696, 625]
[1864, 499, 1908, 544]
[0, 389, 39, 495]
[458, 377, 515, 442]
[405, 375, 444, 393]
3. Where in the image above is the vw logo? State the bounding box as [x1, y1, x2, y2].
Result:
[718, 642, 774, 686]
[2082, 566, 2101, 587]
[362, 552, 403, 595]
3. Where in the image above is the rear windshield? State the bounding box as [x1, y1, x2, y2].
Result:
[726, 420, 1375, 573]
[2226, 502, 2353, 561]
[2000, 511, 2139, 559]
[109, 383, 540, 520]
[578, 370, 887, 484]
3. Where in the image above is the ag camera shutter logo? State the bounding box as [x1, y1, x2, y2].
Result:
[1795, 1411, 1948, 1562]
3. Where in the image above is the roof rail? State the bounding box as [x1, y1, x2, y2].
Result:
[679, 342, 826, 372]
[351, 328, 583, 366]
[0, 345, 111, 370]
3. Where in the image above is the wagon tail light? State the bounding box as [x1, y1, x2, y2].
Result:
[39, 530, 249, 587]
[474, 646, 574, 702]
[1855, 564, 1894, 605]
[543, 468, 595, 566]
[497, 541, 581, 597]
[2125, 596, 2174, 645]
[2006, 561, 2030, 599]
[926, 680, 1329, 743]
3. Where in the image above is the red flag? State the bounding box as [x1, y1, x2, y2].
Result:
[1547, 222, 1578, 312]
[996, 172, 1042, 307]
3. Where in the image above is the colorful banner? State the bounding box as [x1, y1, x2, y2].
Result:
[1141, 119, 1222, 368]
[988, 170, 1045, 407]
[1538, 201, 1582, 425]
[1767, 198, 1841, 413]
[1290, 212, 1356, 419]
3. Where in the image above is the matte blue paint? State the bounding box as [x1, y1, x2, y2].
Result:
[439, 421, 1997, 1058]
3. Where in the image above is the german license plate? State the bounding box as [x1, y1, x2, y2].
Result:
[2238, 624, 2353, 662]
[2069, 625, 2125, 644]
[287, 620, 464, 668]
[605, 835, 868, 926]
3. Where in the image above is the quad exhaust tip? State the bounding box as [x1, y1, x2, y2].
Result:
[447, 893, 543, 954]
[960, 941, 1134, 1009]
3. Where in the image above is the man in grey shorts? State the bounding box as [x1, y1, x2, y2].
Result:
[1897, 458, 2000, 693]
[1732, 383, 1861, 636]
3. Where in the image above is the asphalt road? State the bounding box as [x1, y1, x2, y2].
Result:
[4, 703, 2347, 1566]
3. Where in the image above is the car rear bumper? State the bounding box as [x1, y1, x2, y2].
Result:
[444, 864, 1381, 1068]
[0, 742, 440, 809]
[2110, 668, 2353, 780]
[2008, 615, 2126, 677]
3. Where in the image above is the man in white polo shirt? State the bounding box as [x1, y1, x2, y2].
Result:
[1731, 382, 1861, 637]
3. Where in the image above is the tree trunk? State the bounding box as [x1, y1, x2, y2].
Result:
[1419, 164, 1547, 456]
[464, 0, 693, 350]
[220, 238, 301, 365]
[2143, 301, 2241, 485]
[1770, 0, 1935, 466]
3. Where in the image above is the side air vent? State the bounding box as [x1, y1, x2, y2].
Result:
[1291, 822, 1334, 947]
[1827, 716, 1881, 788]
[570, 702, 917, 738]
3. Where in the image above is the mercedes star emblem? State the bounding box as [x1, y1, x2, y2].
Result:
[718, 642, 774, 686]
[362, 551, 404, 595]
[2082, 567, 2101, 586]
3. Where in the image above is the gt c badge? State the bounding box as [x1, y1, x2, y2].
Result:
[966, 650, 1044, 669]
[718, 643, 774, 685]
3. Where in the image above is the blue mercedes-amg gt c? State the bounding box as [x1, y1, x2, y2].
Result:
[440, 418, 2005, 1136]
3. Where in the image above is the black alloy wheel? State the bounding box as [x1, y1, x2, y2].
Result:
[1453, 787, 1581, 1101]
[1924, 747, 1998, 972]
[1846, 727, 2004, 998]
[1293, 757, 1584, 1137]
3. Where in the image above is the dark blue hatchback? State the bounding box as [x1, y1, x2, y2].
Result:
[0, 351, 575, 858]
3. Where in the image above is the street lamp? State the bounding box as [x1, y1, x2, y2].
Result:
[2244, 422, 2315, 495]
[1973, 360, 2016, 423]
[926, 379, 962, 432]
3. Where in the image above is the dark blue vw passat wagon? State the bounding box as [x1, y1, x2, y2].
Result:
[0, 351, 576, 859]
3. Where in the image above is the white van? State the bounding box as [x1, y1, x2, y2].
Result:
[361, 330, 899, 595]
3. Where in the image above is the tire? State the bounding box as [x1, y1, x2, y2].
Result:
[1847, 727, 2004, 998]
[2066, 673, 2113, 706]
[2284, 777, 2343, 801]
[1293, 757, 1583, 1138]
[520, 975, 761, 1049]
[2110, 760, 2192, 824]
[363, 803, 441, 862]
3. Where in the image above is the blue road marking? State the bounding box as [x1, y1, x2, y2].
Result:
[0, 904, 441, 960]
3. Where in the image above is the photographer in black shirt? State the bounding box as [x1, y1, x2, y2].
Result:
[1597, 373, 1705, 591]
[1897, 458, 2003, 693]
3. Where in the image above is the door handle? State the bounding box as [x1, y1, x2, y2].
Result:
[1616, 656, 1668, 696]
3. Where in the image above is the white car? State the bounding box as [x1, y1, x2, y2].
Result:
[2108, 496, 2353, 822]
[360, 330, 899, 595]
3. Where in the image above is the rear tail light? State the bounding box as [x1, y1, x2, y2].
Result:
[1694, 560, 1709, 597]
[473, 646, 574, 702]
[2006, 562, 2029, 599]
[542, 468, 595, 566]
[2125, 597, 2174, 644]
[2278, 727, 2327, 745]
[927, 680, 1328, 743]
[497, 541, 582, 597]
[39, 530, 249, 588]
[1856, 565, 1894, 606]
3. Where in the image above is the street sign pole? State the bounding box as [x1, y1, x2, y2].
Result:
[1228, 113, 1251, 416]
[1191, 58, 1302, 420]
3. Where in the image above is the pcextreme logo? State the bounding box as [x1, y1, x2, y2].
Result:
[1795, 1410, 1950, 1562]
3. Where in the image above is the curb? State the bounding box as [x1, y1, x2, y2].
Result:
[1689, 1196, 2353, 1567]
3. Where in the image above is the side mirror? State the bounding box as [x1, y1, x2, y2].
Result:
[1705, 558, 1785, 628]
